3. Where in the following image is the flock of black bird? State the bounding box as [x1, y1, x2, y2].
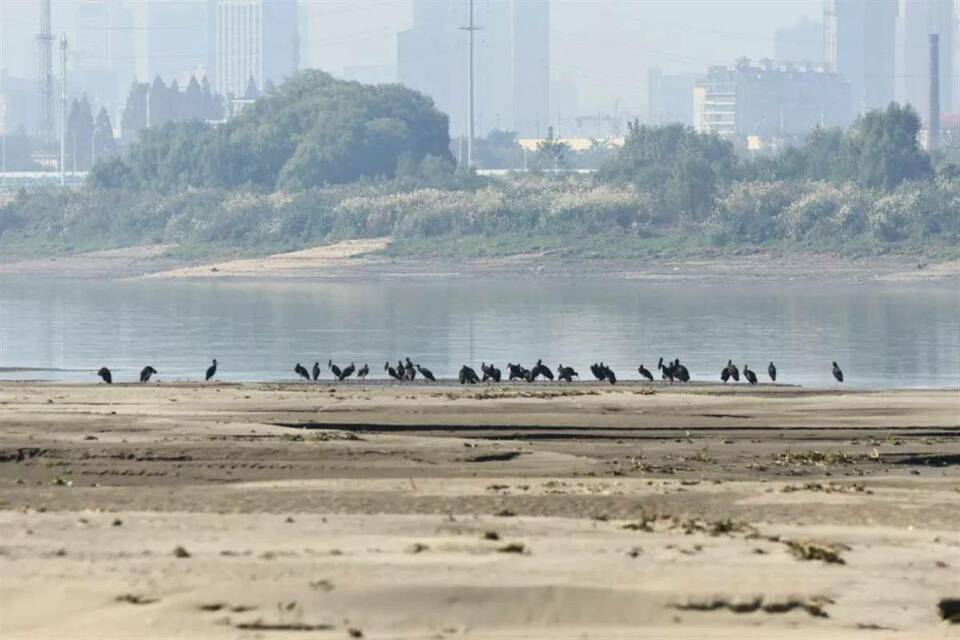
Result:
[95, 357, 847, 386]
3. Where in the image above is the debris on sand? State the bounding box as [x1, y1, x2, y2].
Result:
[784, 540, 849, 564]
[497, 543, 526, 554]
[116, 593, 158, 605]
[308, 579, 335, 591]
[627, 546, 643, 558]
[406, 542, 429, 554]
[782, 482, 872, 495]
[622, 511, 659, 532]
[673, 517, 758, 538]
[172, 545, 191, 558]
[482, 531, 500, 541]
[938, 598, 960, 623]
[235, 620, 334, 632]
[774, 450, 859, 467]
[671, 595, 832, 618]
[494, 509, 516, 517]
[348, 628, 364, 638]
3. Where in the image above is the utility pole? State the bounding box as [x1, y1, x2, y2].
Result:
[459, 0, 481, 168]
[59, 34, 67, 187]
[1, 0, 7, 198]
[37, 0, 54, 142]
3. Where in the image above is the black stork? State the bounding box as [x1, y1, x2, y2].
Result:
[638, 364, 654, 382]
[768, 361, 777, 382]
[832, 361, 844, 385]
[98, 367, 113, 384]
[357, 363, 369, 380]
[328, 360, 342, 379]
[205, 359, 217, 382]
[338, 362, 356, 381]
[416, 364, 436, 382]
[312, 361, 321, 381]
[139, 366, 157, 383]
[727, 360, 740, 382]
[459, 365, 480, 384]
[743, 364, 758, 385]
[295, 363, 311, 381]
[385, 361, 402, 380]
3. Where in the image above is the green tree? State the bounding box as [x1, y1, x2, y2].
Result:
[120, 81, 148, 141]
[66, 95, 95, 171]
[847, 103, 931, 189]
[603, 122, 736, 219]
[92, 107, 117, 163]
[91, 70, 452, 191]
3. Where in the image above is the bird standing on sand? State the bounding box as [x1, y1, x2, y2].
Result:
[357, 364, 369, 380]
[312, 361, 321, 381]
[590, 363, 605, 381]
[768, 361, 777, 382]
[727, 360, 740, 382]
[658, 357, 675, 383]
[743, 365, 758, 385]
[415, 364, 436, 382]
[557, 364, 578, 382]
[205, 359, 217, 382]
[385, 361, 402, 380]
[600, 363, 617, 385]
[140, 366, 157, 383]
[328, 360, 342, 379]
[338, 362, 356, 381]
[459, 365, 480, 384]
[674, 359, 690, 383]
[533, 360, 554, 381]
[507, 363, 527, 381]
[98, 367, 113, 384]
[721, 365, 731, 383]
[294, 363, 310, 381]
[832, 361, 844, 384]
[482, 362, 502, 382]
[638, 364, 654, 382]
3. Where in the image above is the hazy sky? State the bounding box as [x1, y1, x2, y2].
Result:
[2, 0, 821, 113]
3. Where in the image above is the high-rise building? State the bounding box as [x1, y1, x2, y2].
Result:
[134, 0, 212, 84]
[647, 67, 698, 125]
[774, 18, 823, 64]
[823, 0, 897, 116]
[693, 60, 851, 139]
[895, 0, 957, 125]
[213, 0, 299, 98]
[397, 0, 549, 138]
[70, 1, 136, 113]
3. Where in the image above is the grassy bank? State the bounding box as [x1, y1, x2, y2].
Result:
[1, 174, 957, 264]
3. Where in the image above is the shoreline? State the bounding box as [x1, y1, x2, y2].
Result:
[0, 240, 957, 284]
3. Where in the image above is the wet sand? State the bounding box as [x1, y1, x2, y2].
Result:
[0, 382, 958, 638]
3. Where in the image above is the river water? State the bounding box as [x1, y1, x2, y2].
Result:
[0, 277, 957, 388]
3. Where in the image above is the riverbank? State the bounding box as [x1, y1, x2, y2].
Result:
[0, 239, 957, 284]
[1, 382, 957, 638]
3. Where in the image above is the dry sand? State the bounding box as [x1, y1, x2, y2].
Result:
[0, 381, 958, 638]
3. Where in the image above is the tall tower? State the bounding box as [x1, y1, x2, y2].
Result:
[36, 0, 54, 141]
[929, 33, 940, 151]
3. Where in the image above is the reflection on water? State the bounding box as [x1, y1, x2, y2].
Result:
[0, 277, 957, 388]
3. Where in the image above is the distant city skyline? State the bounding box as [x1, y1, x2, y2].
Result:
[3, 0, 959, 141]
[3, 1, 820, 116]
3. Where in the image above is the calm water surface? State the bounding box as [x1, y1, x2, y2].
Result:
[1, 277, 957, 388]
